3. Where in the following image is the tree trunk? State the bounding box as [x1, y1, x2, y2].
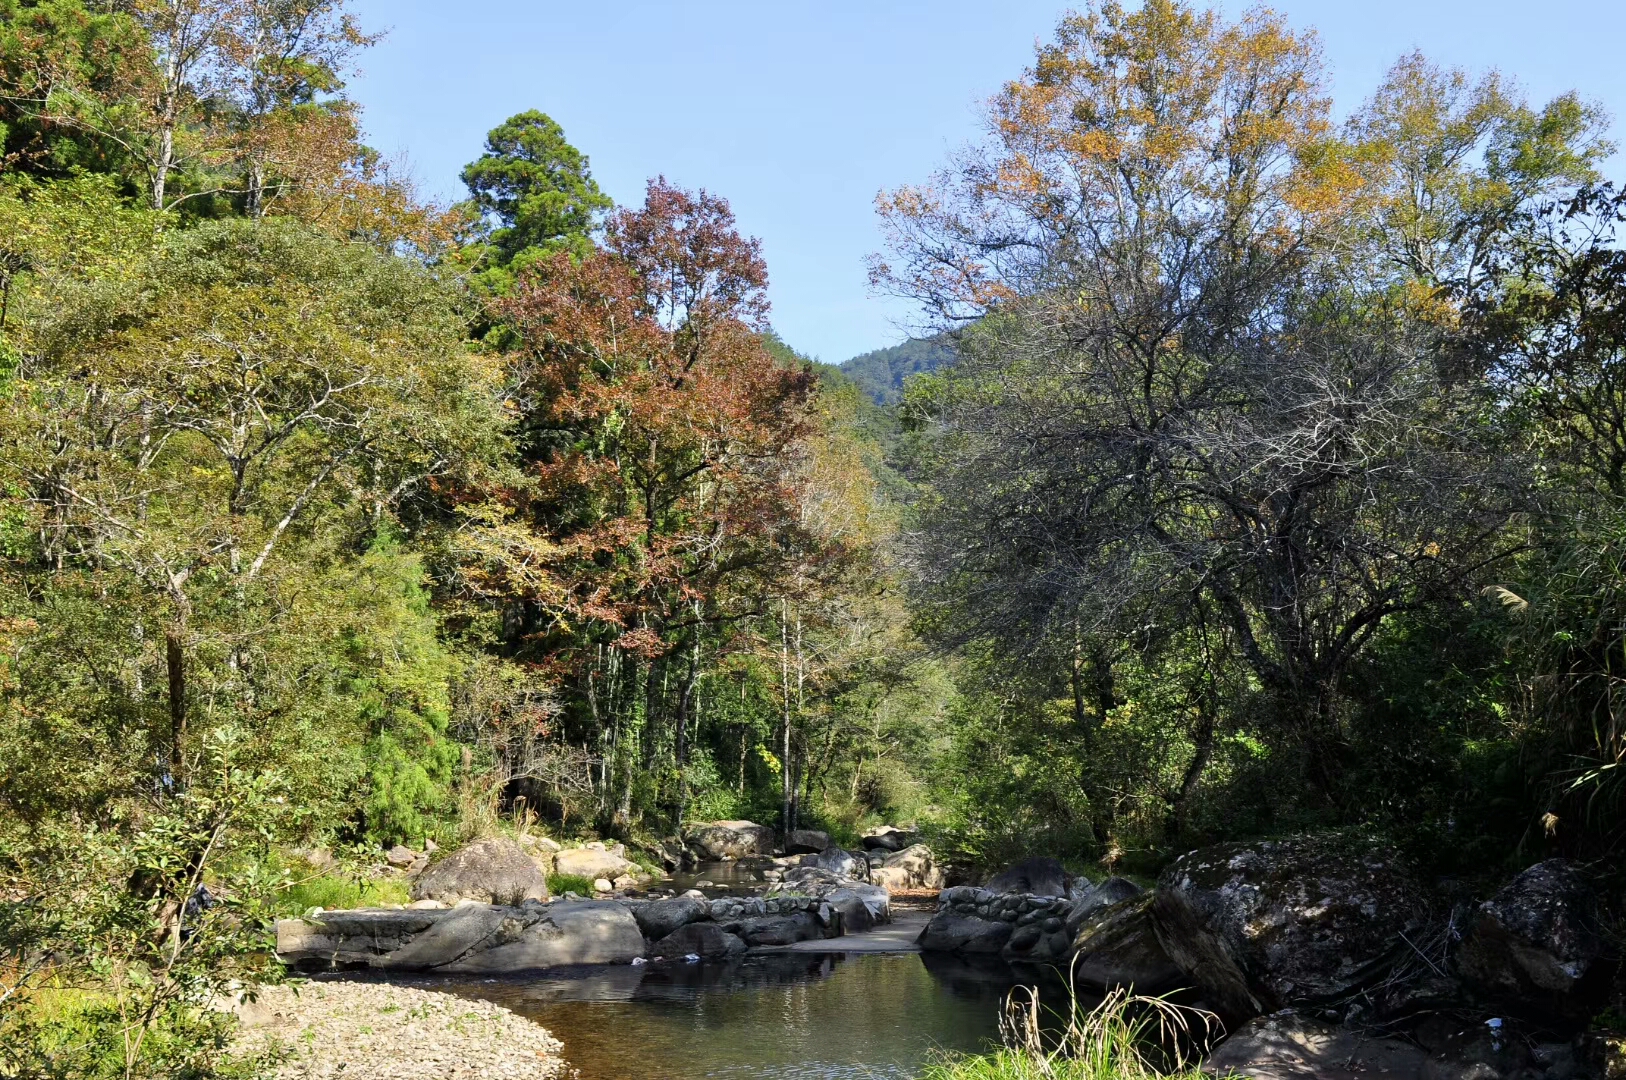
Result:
[166, 623, 186, 787]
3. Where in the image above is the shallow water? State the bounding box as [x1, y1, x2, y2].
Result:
[357, 950, 1057, 1079]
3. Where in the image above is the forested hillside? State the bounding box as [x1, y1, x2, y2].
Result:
[5, 0, 1626, 1075]
[839, 335, 955, 404]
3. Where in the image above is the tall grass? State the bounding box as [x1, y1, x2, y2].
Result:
[920, 985, 1222, 1080]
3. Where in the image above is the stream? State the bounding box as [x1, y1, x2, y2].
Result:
[345, 949, 1063, 1079]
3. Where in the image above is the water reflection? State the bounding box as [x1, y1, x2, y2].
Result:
[348, 951, 1039, 1079]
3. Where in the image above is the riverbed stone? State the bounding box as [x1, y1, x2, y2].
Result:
[651, 921, 747, 959]
[785, 829, 831, 855]
[627, 897, 709, 941]
[736, 911, 825, 946]
[984, 857, 1071, 897]
[1066, 877, 1143, 936]
[1155, 833, 1431, 1020]
[801, 846, 865, 879]
[1065, 893, 1185, 993]
[685, 820, 777, 859]
[918, 910, 1015, 954]
[1455, 858, 1608, 1022]
[410, 837, 549, 907]
[276, 900, 644, 972]
[1201, 1012, 1428, 1080]
[860, 826, 917, 852]
[554, 846, 635, 881]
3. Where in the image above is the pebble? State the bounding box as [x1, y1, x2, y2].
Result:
[232, 980, 565, 1080]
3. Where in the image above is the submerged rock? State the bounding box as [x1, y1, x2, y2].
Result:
[410, 837, 549, 907]
[1455, 858, 1609, 1022]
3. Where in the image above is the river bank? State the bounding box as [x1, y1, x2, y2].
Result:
[232, 981, 567, 1080]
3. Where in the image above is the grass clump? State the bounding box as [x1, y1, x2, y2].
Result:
[548, 872, 595, 895]
[276, 872, 412, 916]
[920, 986, 1221, 1080]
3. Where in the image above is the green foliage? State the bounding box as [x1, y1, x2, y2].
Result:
[275, 871, 411, 918]
[459, 109, 612, 287]
[839, 334, 955, 404]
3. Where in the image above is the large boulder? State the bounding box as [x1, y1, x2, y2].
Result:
[1154, 834, 1431, 1019]
[685, 820, 776, 860]
[801, 846, 865, 880]
[1455, 859, 1609, 1021]
[860, 826, 917, 852]
[984, 857, 1071, 897]
[918, 910, 1014, 954]
[276, 900, 644, 972]
[766, 877, 891, 925]
[1065, 894, 1185, 993]
[627, 897, 708, 942]
[410, 837, 549, 907]
[785, 829, 831, 855]
[1065, 877, 1143, 936]
[734, 911, 824, 947]
[1201, 1013, 1428, 1080]
[554, 846, 636, 881]
[650, 921, 747, 960]
[870, 844, 943, 892]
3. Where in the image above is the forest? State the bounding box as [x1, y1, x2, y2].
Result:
[3, 0, 1626, 1076]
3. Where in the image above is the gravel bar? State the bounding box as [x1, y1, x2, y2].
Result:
[234, 980, 566, 1080]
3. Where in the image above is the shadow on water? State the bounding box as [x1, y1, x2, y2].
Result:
[340, 950, 1076, 1080]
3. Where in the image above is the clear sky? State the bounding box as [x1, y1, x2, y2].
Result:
[343, 0, 1626, 364]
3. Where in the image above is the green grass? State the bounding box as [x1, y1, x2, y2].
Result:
[275, 872, 411, 916]
[918, 987, 1219, 1080]
[547, 872, 595, 895]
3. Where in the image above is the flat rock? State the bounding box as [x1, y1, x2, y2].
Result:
[277, 900, 644, 972]
[1202, 1013, 1428, 1080]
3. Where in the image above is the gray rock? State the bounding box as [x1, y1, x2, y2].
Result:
[1155, 834, 1430, 1020]
[860, 826, 917, 852]
[984, 857, 1071, 897]
[1064, 893, 1185, 992]
[871, 844, 943, 891]
[410, 837, 549, 907]
[554, 847, 635, 881]
[785, 829, 831, 855]
[1201, 1012, 1428, 1080]
[385, 845, 418, 868]
[650, 921, 746, 959]
[801, 846, 864, 879]
[918, 910, 1014, 954]
[685, 820, 776, 860]
[276, 900, 644, 972]
[627, 897, 709, 941]
[736, 911, 824, 946]
[1455, 859, 1607, 1021]
[1065, 877, 1143, 936]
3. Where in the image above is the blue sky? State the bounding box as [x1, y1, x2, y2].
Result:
[344, 1, 1626, 364]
